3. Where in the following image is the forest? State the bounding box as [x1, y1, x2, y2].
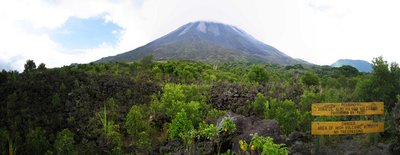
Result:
[0, 56, 399, 155]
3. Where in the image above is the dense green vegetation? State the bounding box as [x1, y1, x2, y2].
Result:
[0, 56, 399, 154]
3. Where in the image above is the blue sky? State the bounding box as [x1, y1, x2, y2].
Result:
[50, 16, 122, 50]
[0, 0, 400, 71]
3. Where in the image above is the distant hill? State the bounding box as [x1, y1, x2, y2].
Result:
[331, 59, 372, 72]
[96, 21, 309, 65]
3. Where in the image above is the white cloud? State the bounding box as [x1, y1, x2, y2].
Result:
[1, 0, 400, 71]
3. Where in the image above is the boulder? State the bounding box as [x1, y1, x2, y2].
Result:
[286, 131, 312, 146]
[286, 131, 312, 155]
[218, 112, 283, 153]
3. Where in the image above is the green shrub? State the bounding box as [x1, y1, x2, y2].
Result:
[198, 122, 219, 141]
[249, 134, 288, 155]
[125, 105, 153, 152]
[97, 99, 122, 147]
[247, 65, 269, 84]
[54, 129, 75, 155]
[169, 110, 194, 141]
[125, 105, 149, 138]
[219, 117, 236, 134]
[137, 131, 152, 151]
[26, 127, 49, 155]
[252, 93, 267, 117]
[264, 99, 301, 135]
[301, 72, 319, 87]
[205, 109, 226, 123]
[153, 83, 209, 126]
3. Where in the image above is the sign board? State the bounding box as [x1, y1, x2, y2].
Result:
[312, 102, 384, 116]
[311, 121, 384, 135]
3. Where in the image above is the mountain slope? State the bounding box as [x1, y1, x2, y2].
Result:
[97, 21, 307, 65]
[331, 59, 372, 72]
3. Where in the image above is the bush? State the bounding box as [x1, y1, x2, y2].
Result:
[265, 99, 301, 135]
[219, 117, 236, 134]
[153, 83, 209, 126]
[247, 65, 269, 84]
[249, 134, 288, 155]
[26, 127, 49, 155]
[137, 131, 152, 151]
[252, 93, 267, 117]
[169, 110, 194, 141]
[198, 122, 219, 141]
[125, 105, 149, 138]
[301, 72, 319, 87]
[125, 105, 152, 152]
[205, 109, 226, 123]
[54, 129, 75, 155]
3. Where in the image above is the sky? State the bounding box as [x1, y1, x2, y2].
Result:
[1, 0, 400, 71]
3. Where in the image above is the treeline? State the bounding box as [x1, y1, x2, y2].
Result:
[0, 56, 399, 154]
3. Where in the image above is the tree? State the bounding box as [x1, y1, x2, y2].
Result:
[370, 56, 399, 111]
[125, 105, 149, 138]
[252, 93, 267, 117]
[37, 63, 46, 71]
[247, 65, 269, 84]
[141, 55, 154, 69]
[301, 72, 319, 87]
[336, 65, 359, 77]
[24, 59, 36, 72]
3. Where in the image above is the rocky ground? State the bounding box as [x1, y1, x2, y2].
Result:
[159, 102, 400, 155]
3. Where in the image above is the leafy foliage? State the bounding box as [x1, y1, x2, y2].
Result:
[54, 129, 75, 155]
[219, 117, 236, 134]
[265, 99, 301, 135]
[252, 93, 268, 117]
[301, 72, 319, 87]
[168, 110, 194, 141]
[0, 57, 399, 154]
[247, 65, 270, 84]
[26, 127, 49, 154]
[249, 134, 288, 155]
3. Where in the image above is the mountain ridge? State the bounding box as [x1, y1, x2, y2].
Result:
[331, 59, 372, 72]
[96, 21, 309, 65]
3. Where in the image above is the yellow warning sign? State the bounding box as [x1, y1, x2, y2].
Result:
[311, 121, 384, 135]
[312, 102, 384, 116]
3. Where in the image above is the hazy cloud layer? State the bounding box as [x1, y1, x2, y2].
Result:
[1, 0, 399, 71]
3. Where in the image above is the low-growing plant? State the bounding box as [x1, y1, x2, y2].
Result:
[137, 131, 152, 151]
[238, 140, 249, 155]
[217, 116, 236, 154]
[179, 129, 197, 154]
[219, 116, 236, 134]
[249, 134, 288, 155]
[198, 122, 219, 141]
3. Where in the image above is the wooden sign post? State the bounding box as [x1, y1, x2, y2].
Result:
[311, 102, 384, 154]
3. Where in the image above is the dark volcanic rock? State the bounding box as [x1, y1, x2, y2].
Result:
[390, 102, 400, 154]
[208, 83, 267, 116]
[218, 112, 283, 153]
